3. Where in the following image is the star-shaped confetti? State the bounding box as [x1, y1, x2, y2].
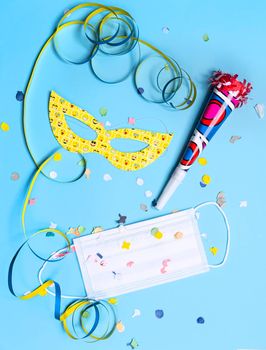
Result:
[210, 246, 218, 256]
[117, 214, 127, 224]
[122, 241, 131, 250]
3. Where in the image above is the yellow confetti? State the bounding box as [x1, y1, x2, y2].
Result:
[210, 246, 218, 256]
[154, 231, 163, 239]
[116, 321, 125, 333]
[202, 174, 211, 184]
[122, 241, 131, 249]
[108, 298, 118, 305]
[0, 122, 10, 132]
[174, 231, 183, 239]
[53, 153, 62, 161]
[198, 157, 207, 166]
[91, 226, 103, 234]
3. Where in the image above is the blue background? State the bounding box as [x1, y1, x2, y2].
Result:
[1, 0, 266, 349]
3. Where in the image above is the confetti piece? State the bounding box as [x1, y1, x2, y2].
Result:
[116, 321, 125, 333]
[16, 91, 24, 101]
[136, 177, 144, 186]
[202, 33, 209, 42]
[78, 226, 86, 234]
[137, 87, 144, 95]
[10, 172, 20, 181]
[85, 168, 91, 179]
[145, 190, 153, 198]
[127, 261, 134, 268]
[198, 157, 207, 166]
[117, 214, 127, 224]
[28, 198, 36, 205]
[82, 311, 89, 318]
[254, 103, 264, 119]
[77, 158, 86, 167]
[153, 231, 163, 239]
[174, 231, 183, 239]
[240, 200, 248, 208]
[108, 298, 118, 305]
[160, 259, 170, 273]
[91, 226, 103, 234]
[99, 107, 108, 116]
[49, 222, 57, 229]
[216, 191, 226, 207]
[105, 121, 111, 126]
[67, 227, 80, 236]
[200, 181, 207, 188]
[155, 309, 164, 319]
[151, 227, 159, 235]
[128, 117, 136, 125]
[229, 135, 242, 144]
[122, 241, 131, 250]
[46, 232, 55, 237]
[103, 173, 112, 181]
[132, 309, 141, 318]
[210, 246, 218, 256]
[162, 26, 170, 34]
[53, 153, 62, 161]
[128, 338, 139, 349]
[201, 233, 207, 239]
[0, 122, 10, 132]
[202, 174, 211, 185]
[140, 203, 148, 212]
[49, 170, 58, 179]
[197, 317, 205, 324]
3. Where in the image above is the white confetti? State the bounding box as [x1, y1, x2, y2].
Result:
[103, 173, 112, 181]
[145, 190, 153, 198]
[49, 222, 58, 229]
[132, 309, 141, 318]
[240, 200, 248, 208]
[254, 104, 265, 119]
[136, 177, 144, 186]
[162, 26, 170, 34]
[201, 233, 208, 239]
[49, 171, 58, 179]
[105, 121, 111, 127]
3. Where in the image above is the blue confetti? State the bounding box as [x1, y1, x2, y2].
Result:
[200, 181, 207, 188]
[197, 316, 205, 324]
[16, 91, 24, 101]
[155, 309, 164, 319]
[46, 232, 55, 237]
[137, 87, 144, 95]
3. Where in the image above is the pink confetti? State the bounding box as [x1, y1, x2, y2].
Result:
[160, 259, 171, 274]
[126, 261, 134, 268]
[28, 198, 36, 206]
[128, 117, 136, 125]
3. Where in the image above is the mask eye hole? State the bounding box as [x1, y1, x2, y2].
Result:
[65, 115, 97, 140]
[110, 138, 148, 152]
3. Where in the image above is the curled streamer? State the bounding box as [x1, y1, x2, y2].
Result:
[52, 3, 196, 107]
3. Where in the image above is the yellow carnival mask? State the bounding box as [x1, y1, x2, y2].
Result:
[49, 91, 173, 171]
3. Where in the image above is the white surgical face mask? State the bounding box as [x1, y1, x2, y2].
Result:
[73, 202, 230, 300]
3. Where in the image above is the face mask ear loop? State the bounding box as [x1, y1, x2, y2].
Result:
[194, 201, 231, 269]
[38, 245, 88, 300]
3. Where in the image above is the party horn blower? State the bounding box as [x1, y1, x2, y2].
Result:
[155, 71, 252, 210]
